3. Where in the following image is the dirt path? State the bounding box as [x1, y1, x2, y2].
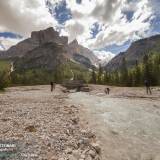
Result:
[68, 86, 160, 160]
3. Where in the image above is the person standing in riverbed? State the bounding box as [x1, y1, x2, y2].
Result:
[50, 82, 55, 92]
[105, 88, 110, 95]
[144, 79, 152, 95]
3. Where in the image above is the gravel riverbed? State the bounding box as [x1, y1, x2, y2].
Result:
[68, 85, 160, 160]
[0, 85, 101, 160]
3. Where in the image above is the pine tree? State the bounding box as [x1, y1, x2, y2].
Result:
[134, 60, 141, 86]
[143, 54, 153, 85]
[0, 71, 10, 90]
[97, 64, 103, 84]
[91, 68, 97, 84]
[113, 70, 120, 85]
[104, 70, 109, 84]
[105, 53, 160, 87]
[120, 57, 129, 86]
[54, 63, 63, 83]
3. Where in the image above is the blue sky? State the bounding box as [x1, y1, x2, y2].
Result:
[0, 0, 160, 60]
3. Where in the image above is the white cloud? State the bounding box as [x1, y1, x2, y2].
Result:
[49, 0, 154, 50]
[94, 50, 115, 65]
[0, 0, 58, 37]
[0, 44, 5, 51]
[91, 0, 122, 23]
[84, 0, 154, 49]
[0, 37, 22, 50]
[65, 19, 85, 42]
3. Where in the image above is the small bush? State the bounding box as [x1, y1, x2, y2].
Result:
[0, 71, 10, 90]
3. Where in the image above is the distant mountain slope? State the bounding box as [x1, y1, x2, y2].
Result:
[0, 27, 98, 69]
[67, 39, 99, 66]
[14, 42, 67, 71]
[0, 27, 68, 59]
[105, 35, 160, 71]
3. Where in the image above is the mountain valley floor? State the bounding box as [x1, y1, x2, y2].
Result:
[0, 85, 160, 160]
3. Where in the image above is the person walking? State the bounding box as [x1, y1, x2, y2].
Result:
[144, 79, 152, 95]
[105, 88, 110, 95]
[107, 88, 110, 95]
[50, 81, 55, 92]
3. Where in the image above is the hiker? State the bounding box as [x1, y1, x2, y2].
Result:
[105, 88, 110, 95]
[144, 79, 152, 95]
[50, 82, 55, 92]
[77, 86, 81, 92]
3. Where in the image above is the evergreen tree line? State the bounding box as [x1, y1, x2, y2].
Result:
[0, 70, 10, 90]
[0, 60, 11, 90]
[90, 53, 160, 86]
[0, 60, 91, 90]
[0, 53, 159, 90]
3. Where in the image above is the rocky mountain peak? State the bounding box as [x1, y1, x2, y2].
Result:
[69, 39, 79, 46]
[0, 27, 98, 69]
[31, 27, 58, 42]
[0, 27, 69, 59]
[67, 39, 99, 67]
[31, 27, 68, 45]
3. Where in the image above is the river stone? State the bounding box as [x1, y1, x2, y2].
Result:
[91, 143, 101, 154]
[88, 149, 96, 158]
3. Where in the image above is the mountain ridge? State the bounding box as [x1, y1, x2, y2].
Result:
[0, 27, 99, 70]
[105, 34, 160, 71]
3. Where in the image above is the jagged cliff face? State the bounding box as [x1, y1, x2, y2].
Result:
[0, 27, 98, 70]
[15, 42, 67, 71]
[31, 27, 68, 45]
[67, 39, 99, 66]
[105, 35, 160, 71]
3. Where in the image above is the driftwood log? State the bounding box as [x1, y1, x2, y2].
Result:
[62, 80, 89, 91]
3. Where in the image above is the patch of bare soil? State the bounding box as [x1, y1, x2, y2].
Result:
[0, 85, 101, 160]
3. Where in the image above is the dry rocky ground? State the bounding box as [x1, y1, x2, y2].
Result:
[68, 85, 160, 160]
[0, 85, 101, 160]
[1, 84, 160, 160]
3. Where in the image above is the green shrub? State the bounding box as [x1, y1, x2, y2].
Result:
[0, 71, 10, 90]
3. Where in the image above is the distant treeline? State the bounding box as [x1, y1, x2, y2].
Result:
[0, 60, 10, 90]
[91, 52, 160, 86]
[0, 53, 159, 90]
[0, 60, 91, 90]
